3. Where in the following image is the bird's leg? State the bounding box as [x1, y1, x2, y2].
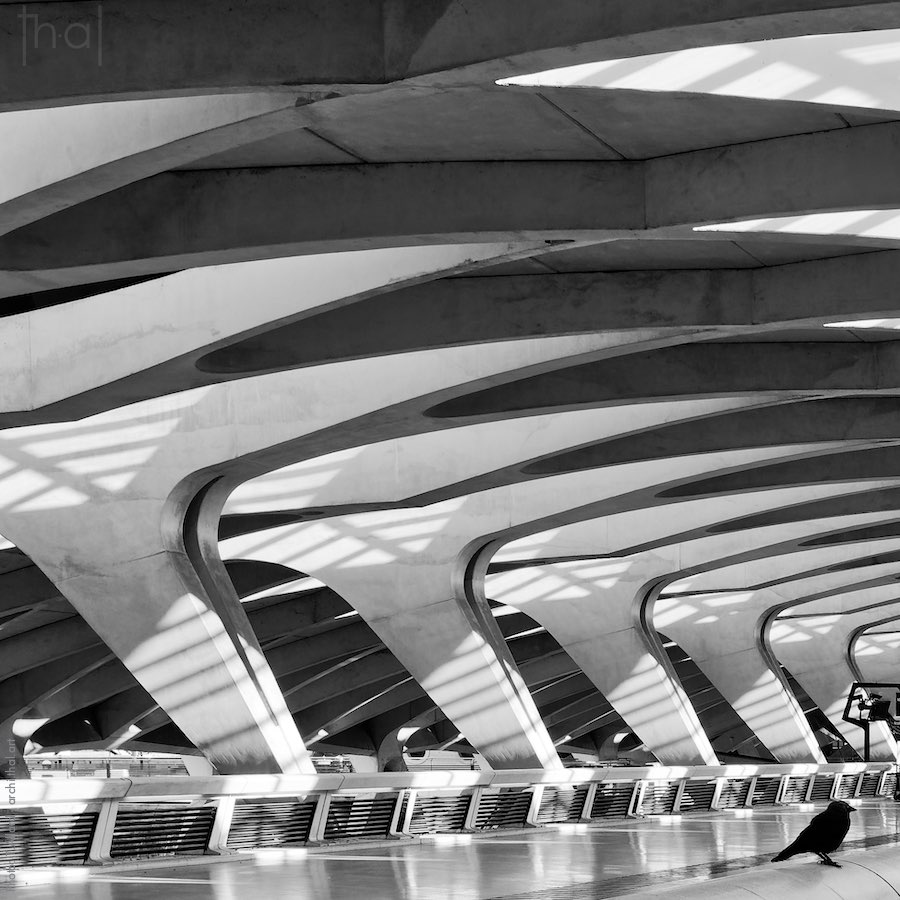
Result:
[818, 853, 841, 867]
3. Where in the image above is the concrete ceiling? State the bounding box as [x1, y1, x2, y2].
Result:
[3, 2, 900, 775]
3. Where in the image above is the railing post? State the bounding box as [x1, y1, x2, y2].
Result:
[831, 775, 842, 800]
[207, 797, 236, 853]
[388, 789, 414, 837]
[745, 776, 758, 807]
[854, 773, 864, 798]
[579, 783, 598, 822]
[629, 781, 646, 818]
[307, 792, 333, 845]
[876, 771, 889, 796]
[525, 786, 545, 827]
[672, 780, 687, 814]
[775, 775, 789, 804]
[709, 778, 725, 811]
[462, 787, 484, 832]
[804, 776, 816, 803]
[86, 799, 119, 864]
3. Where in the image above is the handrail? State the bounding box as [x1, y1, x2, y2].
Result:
[0, 762, 894, 869]
[2, 761, 892, 807]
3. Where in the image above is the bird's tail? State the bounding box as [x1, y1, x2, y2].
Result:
[771, 841, 799, 863]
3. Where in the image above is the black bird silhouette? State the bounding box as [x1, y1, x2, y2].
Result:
[771, 800, 855, 867]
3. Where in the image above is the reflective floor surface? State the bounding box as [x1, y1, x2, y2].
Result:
[4, 800, 900, 900]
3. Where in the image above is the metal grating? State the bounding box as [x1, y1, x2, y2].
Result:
[836, 774, 861, 799]
[536, 786, 589, 824]
[0, 811, 97, 867]
[590, 782, 634, 819]
[882, 773, 898, 797]
[718, 778, 751, 809]
[475, 789, 531, 830]
[323, 795, 397, 841]
[810, 775, 835, 802]
[859, 772, 882, 797]
[751, 776, 781, 806]
[781, 776, 811, 803]
[226, 798, 316, 849]
[640, 781, 679, 816]
[110, 805, 214, 859]
[407, 795, 471, 834]
[679, 780, 716, 813]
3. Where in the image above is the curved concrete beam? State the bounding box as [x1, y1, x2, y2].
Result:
[203, 251, 900, 374]
[0, 242, 540, 417]
[6, 124, 900, 279]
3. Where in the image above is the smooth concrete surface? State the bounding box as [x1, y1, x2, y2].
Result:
[6, 800, 900, 899]
[0, 242, 536, 414]
[12, 0, 900, 780]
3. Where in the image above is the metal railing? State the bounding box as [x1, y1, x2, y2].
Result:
[0, 761, 894, 867]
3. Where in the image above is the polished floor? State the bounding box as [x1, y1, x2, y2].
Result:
[5, 800, 900, 899]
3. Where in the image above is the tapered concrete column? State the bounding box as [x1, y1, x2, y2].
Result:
[485, 556, 717, 764]
[295, 553, 560, 769]
[769, 592, 900, 760]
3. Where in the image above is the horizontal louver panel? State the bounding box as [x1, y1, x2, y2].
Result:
[0, 812, 97, 867]
[474, 790, 530, 830]
[810, 775, 835, 802]
[110, 805, 214, 858]
[781, 776, 811, 803]
[226, 799, 316, 849]
[836, 774, 860, 799]
[324, 796, 396, 840]
[640, 781, 679, 816]
[718, 778, 751, 809]
[751, 776, 780, 806]
[680, 780, 716, 813]
[536, 787, 588, 824]
[859, 772, 882, 797]
[407, 795, 470, 834]
[591, 783, 633, 819]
